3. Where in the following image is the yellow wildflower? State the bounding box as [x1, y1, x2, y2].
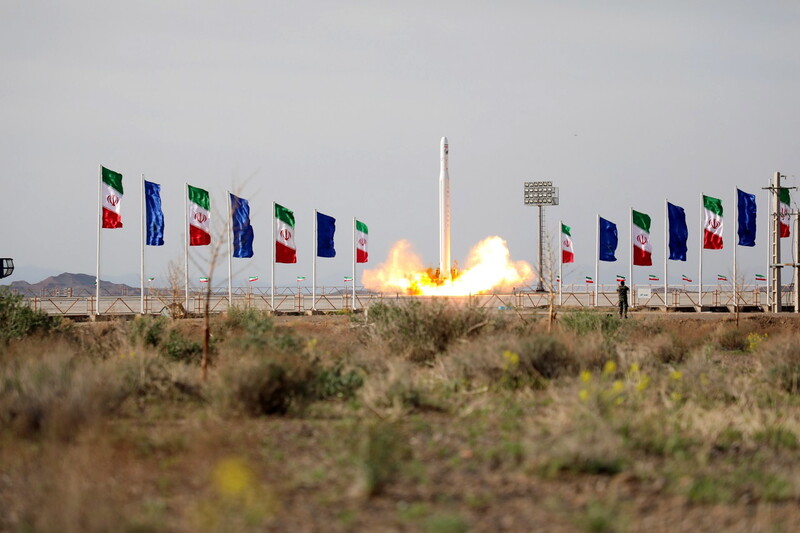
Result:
[578, 389, 589, 402]
[603, 360, 617, 375]
[628, 363, 640, 374]
[503, 350, 520, 367]
[636, 375, 651, 392]
[212, 457, 254, 498]
[580, 370, 592, 383]
[611, 380, 624, 393]
[670, 370, 682, 381]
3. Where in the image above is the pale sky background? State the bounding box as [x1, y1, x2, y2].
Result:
[2, 1, 799, 290]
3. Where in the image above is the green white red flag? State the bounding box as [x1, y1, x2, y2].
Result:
[561, 223, 574, 263]
[275, 203, 297, 263]
[356, 220, 368, 263]
[780, 188, 791, 238]
[101, 167, 123, 229]
[755, 274, 767, 281]
[187, 185, 211, 246]
[585, 276, 593, 284]
[632, 210, 652, 266]
[703, 195, 724, 249]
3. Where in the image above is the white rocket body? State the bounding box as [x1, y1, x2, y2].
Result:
[439, 137, 451, 280]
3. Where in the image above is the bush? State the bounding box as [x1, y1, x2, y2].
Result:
[763, 336, 800, 395]
[0, 346, 130, 439]
[648, 333, 690, 365]
[130, 315, 168, 348]
[355, 421, 411, 497]
[223, 307, 302, 353]
[560, 309, 620, 337]
[516, 334, 577, 380]
[160, 329, 203, 363]
[715, 327, 749, 351]
[367, 300, 491, 362]
[0, 289, 62, 344]
[313, 362, 363, 400]
[216, 353, 315, 416]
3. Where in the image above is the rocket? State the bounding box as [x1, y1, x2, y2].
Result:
[439, 136, 451, 280]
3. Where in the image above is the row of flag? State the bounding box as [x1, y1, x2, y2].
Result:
[559, 190, 792, 266]
[579, 272, 768, 284]
[100, 167, 369, 263]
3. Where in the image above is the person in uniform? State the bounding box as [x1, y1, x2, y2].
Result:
[617, 280, 629, 318]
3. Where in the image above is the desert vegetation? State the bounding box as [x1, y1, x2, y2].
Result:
[1, 291, 800, 532]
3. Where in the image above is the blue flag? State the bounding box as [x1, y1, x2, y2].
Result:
[230, 193, 254, 258]
[598, 217, 618, 262]
[737, 189, 757, 247]
[667, 202, 688, 261]
[316, 212, 336, 258]
[144, 180, 165, 246]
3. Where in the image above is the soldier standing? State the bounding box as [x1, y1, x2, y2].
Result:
[617, 280, 629, 318]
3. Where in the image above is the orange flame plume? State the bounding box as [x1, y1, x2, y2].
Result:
[362, 236, 534, 296]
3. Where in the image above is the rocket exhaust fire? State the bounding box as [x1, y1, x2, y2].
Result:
[361, 137, 535, 297]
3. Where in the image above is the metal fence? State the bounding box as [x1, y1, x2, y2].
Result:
[18, 283, 798, 317]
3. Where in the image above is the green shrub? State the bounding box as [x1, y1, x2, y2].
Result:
[764, 337, 800, 395]
[0, 348, 130, 439]
[313, 363, 364, 400]
[517, 334, 577, 379]
[649, 333, 690, 365]
[223, 307, 301, 353]
[130, 315, 168, 347]
[356, 421, 411, 497]
[754, 426, 799, 451]
[560, 309, 620, 337]
[0, 289, 62, 344]
[160, 329, 203, 363]
[367, 300, 490, 362]
[715, 327, 749, 351]
[216, 354, 315, 416]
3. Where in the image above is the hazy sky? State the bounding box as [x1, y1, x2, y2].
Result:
[2, 1, 799, 288]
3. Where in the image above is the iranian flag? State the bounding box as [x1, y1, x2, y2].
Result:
[632, 210, 652, 266]
[275, 203, 297, 263]
[780, 188, 791, 238]
[561, 223, 574, 263]
[101, 167, 123, 228]
[356, 220, 369, 263]
[187, 185, 211, 246]
[703, 195, 724, 249]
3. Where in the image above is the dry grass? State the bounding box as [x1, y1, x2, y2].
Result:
[1, 300, 800, 532]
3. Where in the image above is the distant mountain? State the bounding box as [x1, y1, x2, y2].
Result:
[1, 272, 140, 297]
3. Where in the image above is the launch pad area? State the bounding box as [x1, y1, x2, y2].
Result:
[20, 284, 786, 317]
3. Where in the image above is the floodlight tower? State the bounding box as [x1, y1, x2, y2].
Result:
[524, 181, 559, 291]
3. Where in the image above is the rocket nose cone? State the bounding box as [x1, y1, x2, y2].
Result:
[441, 136, 448, 145]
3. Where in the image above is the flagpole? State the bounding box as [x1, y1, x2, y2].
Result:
[733, 187, 738, 310]
[594, 215, 600, 307]
[185, 182, 189, 313]
[629, 207, 633, 306]
[96, 165, 102, 317]
[559, 219, 563, 306]
[227, 191, 233, 310]
[312, 209, 317, 312]
[271, 201, 276, 312]
[664, 199, 668, 309]
[699, 193, 703, 309]
[352, 217, 357, 311]
[140, 174, 145, 315]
